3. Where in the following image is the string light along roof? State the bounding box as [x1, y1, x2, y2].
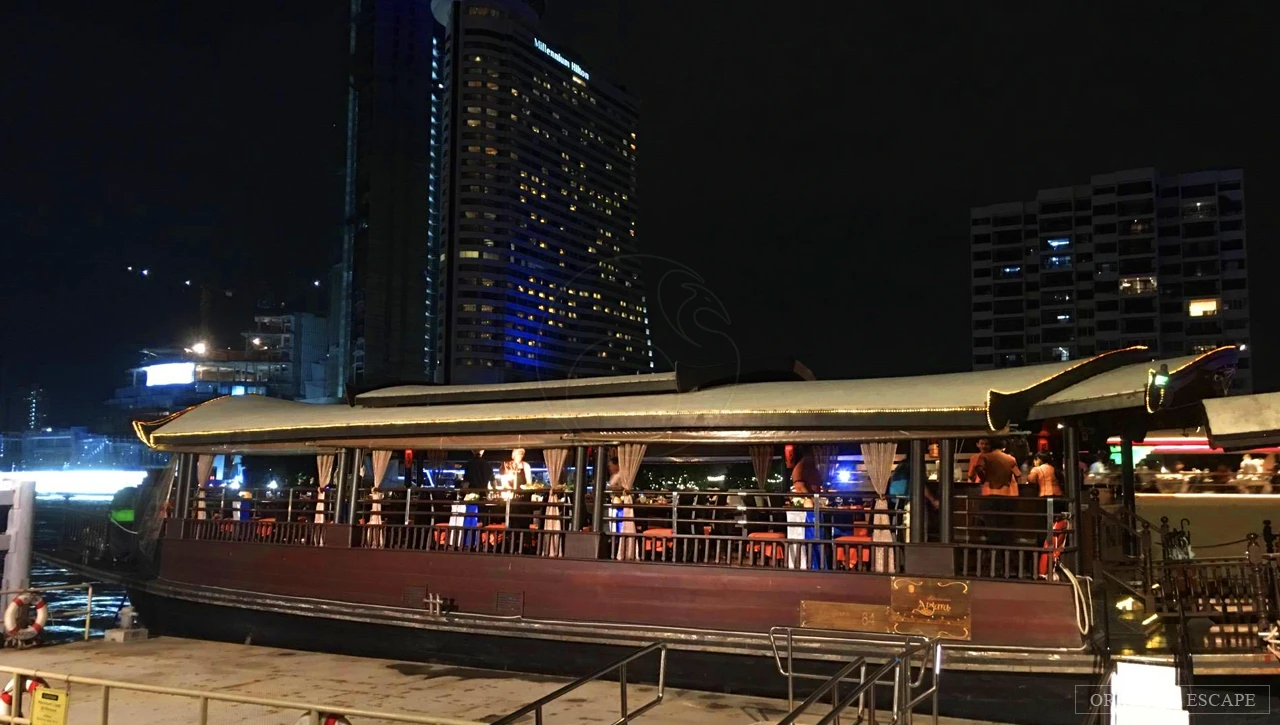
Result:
[134, 347, 1235, 452]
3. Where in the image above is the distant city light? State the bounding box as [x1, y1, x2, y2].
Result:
[836, 469, 853, 484]
[141, 269, 149, 276]
[144, 362, 196, 387]
[229, 481, 242, 491]
[251, 337, 262, 346]
[313, 280, 321, 287]
[267, 480, 279, 490]
[191, 341, 208, 355]
[185, 280, 192, 286]
[126, 266, 133, 271]
[5, 470, 148, 497]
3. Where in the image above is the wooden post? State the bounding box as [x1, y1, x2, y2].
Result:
[938, 439, 954, 545]
[592, 446, 608, 533]
[571, 446, 587, 530]
[348, 448, 364, 525]
[332, 449, 348, 524]
[1120, 438, 1136, 557]
[1120, 438, 1136, 517]
[1063, 425, 1082, 572]
[909, 439, 926, 543]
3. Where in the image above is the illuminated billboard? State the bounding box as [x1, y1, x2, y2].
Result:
[144, 362, 196, 386]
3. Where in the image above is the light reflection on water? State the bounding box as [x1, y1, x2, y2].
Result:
[29, 558, 131, 644]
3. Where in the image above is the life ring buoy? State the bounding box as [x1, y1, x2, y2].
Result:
[3, 592, 49, 642]
[294, 714, 351, 725]
[1038, 517, 1071, 579]
[0, 677, 48, 717]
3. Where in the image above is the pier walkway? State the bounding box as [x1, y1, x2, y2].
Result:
[2, 637, 1006, 724]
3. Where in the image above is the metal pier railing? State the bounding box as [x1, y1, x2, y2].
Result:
[769, 627, 943, 724]
[489, 642, 667, 725]
[0, 665, 484, 725]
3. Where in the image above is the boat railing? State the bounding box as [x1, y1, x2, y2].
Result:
[768, 626, 941, 724]
[602, 490, 908, 573]
[488, 641, 667, 725]
[185, 518, 320, 546]
[172, 486, 1078, 581]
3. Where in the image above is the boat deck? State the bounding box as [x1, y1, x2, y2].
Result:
[3, 637, 1009, 725]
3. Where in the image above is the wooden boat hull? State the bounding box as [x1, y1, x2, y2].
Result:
[155, 538, 1085, 649]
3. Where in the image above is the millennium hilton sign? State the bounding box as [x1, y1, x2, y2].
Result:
[534, 38, 589, 80]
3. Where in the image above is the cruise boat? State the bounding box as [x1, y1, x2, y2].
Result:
[109, 345, 1270, 704]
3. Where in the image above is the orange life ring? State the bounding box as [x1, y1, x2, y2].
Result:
[0, 677, 48, 717]
[3, 591, 48, 642]
[1039, 517, 1070, 578]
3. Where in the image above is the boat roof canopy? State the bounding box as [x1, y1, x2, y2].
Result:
[134, 346, 1237, 453]
[1204, 391, 1280, 451]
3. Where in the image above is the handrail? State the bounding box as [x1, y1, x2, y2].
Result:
[489, 642, 667, 725]
[775, 637, 940, 725]
[0, 584, 94, 642]
[0, 665, 484, 725]
[769, 627, 941, 724]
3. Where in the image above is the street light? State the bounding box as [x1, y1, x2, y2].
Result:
[191, 342, 208, 356]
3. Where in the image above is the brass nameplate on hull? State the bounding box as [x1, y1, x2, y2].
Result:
[800, 576, 972, 641]
[800, 601, 891, 632]
[889, 577, 971, 641]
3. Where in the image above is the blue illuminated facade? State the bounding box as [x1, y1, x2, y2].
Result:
[435, 0, 652, 384]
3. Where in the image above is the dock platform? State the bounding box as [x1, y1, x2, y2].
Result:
[2, 637, 1007, 724]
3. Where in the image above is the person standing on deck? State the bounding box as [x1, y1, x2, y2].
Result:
[968, 438, 1020, 545]
[1028, 452, 1063, 497]
[464, 450, 491, 490]
[785, 445, 823, 494]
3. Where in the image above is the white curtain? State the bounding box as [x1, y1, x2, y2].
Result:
[614, 444, 646, 560]
[314, 454, 335, 524]
[749, 445, 773, 490]
[368, 450, 393, 547]
[542, 448, 570, 557]
[861, 442, 898, 573]
[194, 454, 215, 520]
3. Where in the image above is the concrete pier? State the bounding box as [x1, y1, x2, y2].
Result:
[2, 637, 1008, 724]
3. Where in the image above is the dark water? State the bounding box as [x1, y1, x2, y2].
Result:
[26, 560, 131, 643]
[18, 500, 134, 644]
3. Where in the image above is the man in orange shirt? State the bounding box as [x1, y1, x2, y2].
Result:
[968, 438, 1021, 545]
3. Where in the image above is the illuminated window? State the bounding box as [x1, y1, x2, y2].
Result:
[1118, 276, 1157, 295]
[459, 250, 480, 259]
[1187, 298, 1219, 317]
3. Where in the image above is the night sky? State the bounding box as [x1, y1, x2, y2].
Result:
[3, 1, 1274, 426]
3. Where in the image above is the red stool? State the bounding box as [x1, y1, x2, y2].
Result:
[482, 523, 506, 546]
[433, 523, 450, 546]
[643, 528, 674, 555]
[834, 535, 872, 568]
[748, 531, 786, 561]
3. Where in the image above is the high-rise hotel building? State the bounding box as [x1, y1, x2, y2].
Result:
[338, 0, 652, 391]
[433, 0, 652, 384]
[970, 168, 1251, 391]
[340, 0, 446, 394]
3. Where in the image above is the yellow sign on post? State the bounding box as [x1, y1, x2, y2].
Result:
[30, 688, 69, 725]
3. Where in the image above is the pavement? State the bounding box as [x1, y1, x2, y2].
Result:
[1, 636, 1009, 724]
